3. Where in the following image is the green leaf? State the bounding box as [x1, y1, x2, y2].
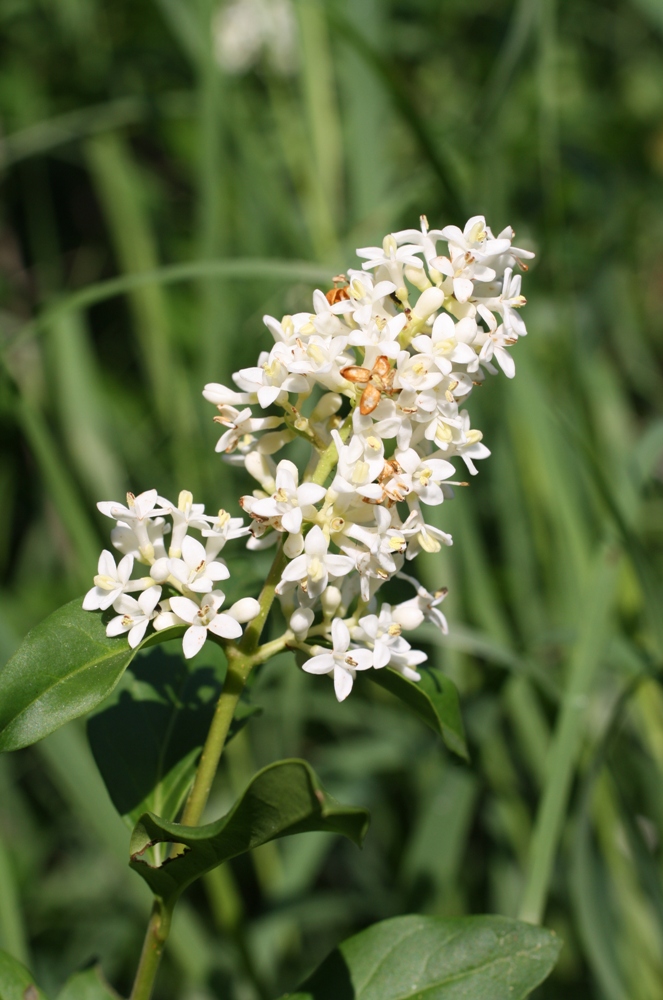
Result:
[88, 646, 261, 827]
[363, 667, 469, 761]
[0, 950, 47, 1000]
[0, 600, 184, 753]
[130, 759, 369, 904]
[56, 965, 120, 1000]
[281, 914, 561, 1000]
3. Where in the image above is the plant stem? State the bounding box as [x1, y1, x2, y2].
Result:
[179, 650, 251, 828]
[129, 899, 172, 1000]
[517, 545, 620, 924]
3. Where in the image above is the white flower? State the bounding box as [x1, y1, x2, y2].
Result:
[394, 572, 449, 633]
[169, 535, 230, 593]
[98, 490, 169, 562]
[277, 525, 354, 599]
[163, 490, 210, 558]
[440, 216, 511, 262]
[83, 550, 139, 611]
[348, 313, 406, 358]
[345, 272, 397, 326]
[394, 350, 444, 393]
[106, 586, 162, 648]
[411, 313, 478, 375]
[170, 591, 243, 659]
[203, 382, 254, 406]
[387, 645, 427, 682]
[301, 618, 373, 701]
[250, 459, 326, 534]
[202, 510, 250, 560]
[393, 448, 456, 506]
[233, 347, 310, 407]
[356, 234, 424, 273]
[404, 506, 453, 558]
[331, 430, 384, 494]
[213, 405, 283, 454]
[353, 606, 412, 669]
[111, 517, 169, 564]
[448, 410, 491, 475]
[393, 215, 444, 266]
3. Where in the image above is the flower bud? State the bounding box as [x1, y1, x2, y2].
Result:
[310, 392, 343, 423]
[405, 264, 432, 292]
[321, 586, 342, 617]
[412, 286, 444, 321]
[150, 557, 170, 583]
[290, 606, 314, 640]
[228, 597, 261, 623]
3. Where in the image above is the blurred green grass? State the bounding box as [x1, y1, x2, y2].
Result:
[1, 0, 663, 997]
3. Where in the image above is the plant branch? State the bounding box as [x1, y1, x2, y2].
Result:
[129, 899, 172, 1000]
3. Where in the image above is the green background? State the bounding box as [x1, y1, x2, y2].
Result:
[1, 0, 663, 997]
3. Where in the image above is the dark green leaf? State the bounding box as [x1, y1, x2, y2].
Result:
[281, 914, 561, 1000]
[88, 646, 261, 826]
[0, 951, 47, 1000]
[56, 965, 120, 1000]
[363, 667, 469, 761]
[130, 759, 369, 904]
[0, 599, 184, 752]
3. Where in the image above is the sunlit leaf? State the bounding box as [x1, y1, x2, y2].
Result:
[281, 914, 561, 1000]
[0, 600, 185, 752]
[130, 759, 369, 904]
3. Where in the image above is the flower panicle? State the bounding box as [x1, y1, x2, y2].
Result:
[84, 214, 534, 697]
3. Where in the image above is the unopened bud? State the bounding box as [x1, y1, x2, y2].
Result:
[228, 597, 261, 623]
[405, 264, 432, 292]
[310, 392, 343, 423]
[412, 286, 444, 321]
[177, 489, 193, 513]
[321, 586, 342, 617]
[150, 558, 171, 583]
[290, 606, 314, 640]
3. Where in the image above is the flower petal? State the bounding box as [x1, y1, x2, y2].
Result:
[182, 625, 208, 659]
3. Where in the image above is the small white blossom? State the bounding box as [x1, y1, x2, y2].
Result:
[106, 586, 162, 648]
[277, 525, 354, 599]
[301, 618, 373, 702]
[169, 535, 230, 593]
[170, 591, 243, 659]
[83, 550, 141, 611]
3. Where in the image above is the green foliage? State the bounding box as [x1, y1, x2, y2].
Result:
[364, 666, 469, 761]
[87, 646, 261, 826]
[0, 600, 185, 752]
[129, 759, 369, 904]
[283, 914, 561, 1000]
[1, 0, 663, 997]
[0, 950, 47, 1000]
[55, 966, 120, 1000]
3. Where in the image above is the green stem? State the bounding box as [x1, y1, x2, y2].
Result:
[179, 650, 251, 828]
[517, 545, 620, 924]
[129, 899, 172, 1000]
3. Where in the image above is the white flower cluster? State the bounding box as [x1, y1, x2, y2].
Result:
[203, 214, 534, 700]
[83, 489, 259, 659]
[84, 215, 533, 702]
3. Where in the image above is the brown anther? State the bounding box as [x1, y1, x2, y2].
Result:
[340, 355, 397, 415]
[326, 275, 350, 305]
